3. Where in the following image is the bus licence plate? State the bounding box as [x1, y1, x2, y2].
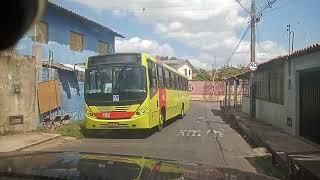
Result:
[103, 122, 119, 128]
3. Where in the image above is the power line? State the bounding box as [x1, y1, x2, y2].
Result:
[225, 24, 250, 65]
[256, 0, 278, 16]
[262, 0, 296, 15]
[235, 0, 250, 14]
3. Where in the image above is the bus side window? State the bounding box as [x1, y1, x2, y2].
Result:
[148, 60, 158, 97]
[174, 74, 178, 90]
[164, 69, 170, 89]
[169, 72, 175, 90]
[178, 76, 182, 90]
[157, 65, 165, 88]
[184, 78, 188, 91]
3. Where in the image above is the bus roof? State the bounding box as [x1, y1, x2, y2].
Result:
[87, 52, 188, 79]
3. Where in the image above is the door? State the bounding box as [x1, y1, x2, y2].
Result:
[147, 60, 160, 128]
[300, 70, 320, 143]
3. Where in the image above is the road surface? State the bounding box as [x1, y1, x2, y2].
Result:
[24, 102, 257, 172]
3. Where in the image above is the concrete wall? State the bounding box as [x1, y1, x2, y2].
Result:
[0, 55, 37, 134]
[242, 96, 250, 114]
[178, 64, 192, 80]
[255, 99, 289, 132]
[286, 51, 320, 136]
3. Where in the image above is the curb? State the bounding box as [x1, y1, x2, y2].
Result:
[12, 134, 62, 152]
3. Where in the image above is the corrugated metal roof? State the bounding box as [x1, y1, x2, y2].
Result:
[48, 1, 125, 38]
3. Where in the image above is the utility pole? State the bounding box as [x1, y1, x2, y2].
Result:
[287, 24, 295, 54]
[249, 0, 256, 120]
[287, 24, 291, 54]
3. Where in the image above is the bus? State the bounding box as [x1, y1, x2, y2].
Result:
[84, 53, 190, 132]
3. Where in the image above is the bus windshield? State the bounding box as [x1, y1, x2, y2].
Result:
[85, 65, 147, 104]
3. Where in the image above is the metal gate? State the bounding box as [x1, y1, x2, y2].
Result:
[300, 70, 320, 143]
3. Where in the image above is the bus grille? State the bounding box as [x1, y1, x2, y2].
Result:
[114, 106, 130, 112]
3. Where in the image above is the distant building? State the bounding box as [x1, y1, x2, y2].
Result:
[225, 43, 320, 144]
[14, 1, 124, 122]
[160, 59, 195, 80]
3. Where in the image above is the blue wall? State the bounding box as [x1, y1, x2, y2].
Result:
[16, 3, 116, 64]
[15, 3, 119, 121]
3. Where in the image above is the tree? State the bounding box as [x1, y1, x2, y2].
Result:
[216, 65, 247, 78]
[194, 69, 212, 81]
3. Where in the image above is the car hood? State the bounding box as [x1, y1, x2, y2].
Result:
[0, 151, 277, 180]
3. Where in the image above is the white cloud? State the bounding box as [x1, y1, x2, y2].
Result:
[115, 37, 176, 57]
[70, 0, 286, 67]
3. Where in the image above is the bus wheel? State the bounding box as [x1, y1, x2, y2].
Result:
[158, 113, 165, 132]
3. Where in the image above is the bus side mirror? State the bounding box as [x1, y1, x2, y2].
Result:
[188, 84, 193, 91]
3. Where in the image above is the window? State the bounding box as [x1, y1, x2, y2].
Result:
[32, 21, 48, 44]
[169, 72, 175, 89]
[184, 78, 188, 90]
[178, 76, 182, 90]
[148, 60, 157, 97]
[70, 31, 83, 52]
[164, 69, 170, 89]
[174, 74, 179, 90]
[184, 69, 187, 76]
[97, 40, 108, 55]
[189, 69, 191, 76]
[157, 65, 165, 88]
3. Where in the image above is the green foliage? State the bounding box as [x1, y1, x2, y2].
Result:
[194, 69, 212, 81]
[56, 120, 85, 139]
[36, 120, 85, 139]
[216, 64, 247, 78]
[255, 156, 286, 179]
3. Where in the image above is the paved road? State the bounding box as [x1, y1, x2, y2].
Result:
[24, 102, 257, 172]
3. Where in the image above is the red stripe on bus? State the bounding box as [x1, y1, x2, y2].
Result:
[94, 112, 134, 119]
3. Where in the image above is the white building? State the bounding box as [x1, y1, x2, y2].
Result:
[160, 59, 194, 80]
[225, 43, 320, 144]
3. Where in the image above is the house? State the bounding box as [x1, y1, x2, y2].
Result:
[160, 59, 194, 80]
[14, 2, 124, 122]
[225, 43, 320, 144]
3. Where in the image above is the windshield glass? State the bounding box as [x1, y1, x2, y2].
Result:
[84, 65, 147, 104]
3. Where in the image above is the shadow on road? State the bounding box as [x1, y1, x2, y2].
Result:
[82, 116, 182, 139]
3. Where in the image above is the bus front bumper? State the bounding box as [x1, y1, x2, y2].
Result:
[84, 113, 150, 130]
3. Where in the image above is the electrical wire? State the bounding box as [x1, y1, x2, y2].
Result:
[262, 0, 296, 15]
[225, 24, 250, 65]
[235, 0, 250, 14]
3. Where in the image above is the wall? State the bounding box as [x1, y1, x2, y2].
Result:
[178, 64, 192, 80]
[189, 80, 224, 101]
[255, 99, 289, 132]
[15, 3, 116, 64]
[14, 3, 118, 121]
[0, 55, 37, 134]
[242, 96, 250, 114]
[287, 51, 320, 136]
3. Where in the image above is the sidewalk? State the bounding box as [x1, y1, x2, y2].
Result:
[222, 106, 320, 179]
[0, 132, 61, 152]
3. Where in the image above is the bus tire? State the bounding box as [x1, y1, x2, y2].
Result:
[158, 112, 165, 132]
[179, 104, 184, 119]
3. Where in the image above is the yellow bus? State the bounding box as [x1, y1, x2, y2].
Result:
[84, 53, 190, 132]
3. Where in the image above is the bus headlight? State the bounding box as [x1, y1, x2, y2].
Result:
[135, 107, 148, 116]
[86, 110, 96, 118]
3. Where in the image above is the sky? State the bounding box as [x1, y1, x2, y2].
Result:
[51, 0, 320, 69]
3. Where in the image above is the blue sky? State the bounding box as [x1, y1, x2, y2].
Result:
[51, 0, 320, 68]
